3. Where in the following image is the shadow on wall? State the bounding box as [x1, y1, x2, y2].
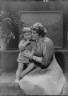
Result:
[55, 51, 65, 72]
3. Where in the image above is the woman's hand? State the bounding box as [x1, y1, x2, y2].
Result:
[23, 51, 33, 59]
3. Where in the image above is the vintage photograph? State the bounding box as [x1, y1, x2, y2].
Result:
[0, 0, 68, 95]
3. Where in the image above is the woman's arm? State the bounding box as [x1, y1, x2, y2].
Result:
[32, 55, 42, 63]
[23, 38, 54, 68]
[20, 63, 35, 78]
[32, 38, 54, 67]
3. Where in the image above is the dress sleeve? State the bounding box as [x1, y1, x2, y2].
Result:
[41, 38, 54, 67]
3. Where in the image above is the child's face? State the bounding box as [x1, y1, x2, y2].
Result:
[24, 31, 31, 40]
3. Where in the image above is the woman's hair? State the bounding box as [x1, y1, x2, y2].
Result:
[31, 22, 47, 37]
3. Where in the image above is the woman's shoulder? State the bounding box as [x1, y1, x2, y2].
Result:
[43, 37, 54, 48]
[44, 37, 53, 43]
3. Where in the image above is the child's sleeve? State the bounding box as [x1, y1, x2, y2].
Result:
[18, 40, 26, 51]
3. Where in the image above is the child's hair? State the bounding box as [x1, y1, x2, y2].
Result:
[20, 27, 31, 40]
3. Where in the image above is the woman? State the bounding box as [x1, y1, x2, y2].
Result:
[19, 23, 67, 95]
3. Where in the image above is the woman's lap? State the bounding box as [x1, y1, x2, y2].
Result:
[19, 68, 66, 95]
[18, 58, 66, 95]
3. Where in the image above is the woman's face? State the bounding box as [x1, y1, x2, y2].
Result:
[31, 30, 39, 41]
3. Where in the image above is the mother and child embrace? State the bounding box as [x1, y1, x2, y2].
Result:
[15, 22, 67, 95]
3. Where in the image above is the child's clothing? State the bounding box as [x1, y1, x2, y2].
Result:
[17, 40, 37, 64]
[17, 40, 31, 64]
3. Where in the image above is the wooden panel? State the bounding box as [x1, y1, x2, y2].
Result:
[0, 50, 19, 72]
[20, 11, 63, 48]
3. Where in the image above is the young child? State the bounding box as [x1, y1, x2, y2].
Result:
[15, 27, 34, 83]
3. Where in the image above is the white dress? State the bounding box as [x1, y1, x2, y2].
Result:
[18, 37, 67, 95]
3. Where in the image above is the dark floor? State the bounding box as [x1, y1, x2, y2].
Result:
[0, 72, 15, 83]
[0, 72, 25, 96]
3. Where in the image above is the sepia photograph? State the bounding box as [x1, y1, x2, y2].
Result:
[0, 0, 68, 95]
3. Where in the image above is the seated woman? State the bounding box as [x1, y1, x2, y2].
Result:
[18, 22, 67, 95]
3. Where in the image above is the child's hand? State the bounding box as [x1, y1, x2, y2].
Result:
[23, 51, 33, 59]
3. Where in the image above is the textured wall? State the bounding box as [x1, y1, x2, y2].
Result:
[0, 50, 18, 72]
[0, 1, 68, 48]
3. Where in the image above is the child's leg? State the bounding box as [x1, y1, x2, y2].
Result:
[21, 62, 35, 78]
[15, 62, 24, 82]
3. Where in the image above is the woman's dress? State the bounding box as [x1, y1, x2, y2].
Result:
[19, 37, 67, 95]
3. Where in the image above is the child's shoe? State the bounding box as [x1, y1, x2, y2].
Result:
[15, 79, 19, 83]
